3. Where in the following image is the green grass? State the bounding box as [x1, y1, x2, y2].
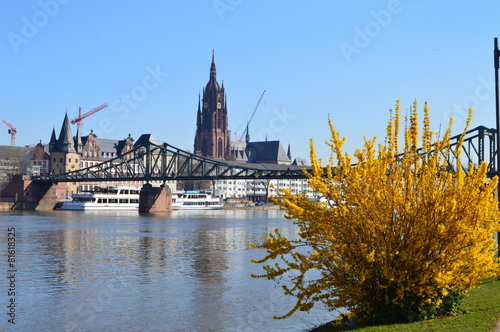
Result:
[312, 278, 500, 332]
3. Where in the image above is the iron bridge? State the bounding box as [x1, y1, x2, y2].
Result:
[32, 125, 499, 184]
[32, 140, 309, 183]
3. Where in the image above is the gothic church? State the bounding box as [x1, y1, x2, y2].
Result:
[194, 52, 295, 165]
[194, 52, 231, 159]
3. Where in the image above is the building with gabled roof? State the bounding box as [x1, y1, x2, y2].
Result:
[242, 140, 292, 164]
[45, 114, 177, 196]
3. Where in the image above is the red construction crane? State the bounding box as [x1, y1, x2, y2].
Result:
[70, 103, 108, 133]
[2, 120, 17, 146]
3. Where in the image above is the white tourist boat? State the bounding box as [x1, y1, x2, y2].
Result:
[176, 191, 223, 210]
[58, 186, 141, 211]
[171, 194, 183, 210]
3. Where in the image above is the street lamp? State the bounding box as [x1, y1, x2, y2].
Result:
[495, 38, 500, 174]
[494, 37, 500, 258]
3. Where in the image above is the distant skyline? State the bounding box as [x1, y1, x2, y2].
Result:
[1, 1, 500, 161]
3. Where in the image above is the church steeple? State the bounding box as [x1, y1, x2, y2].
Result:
[194, 52, 231, 159]
[210, 50, 216, 80]
[196, 94, 202, 133]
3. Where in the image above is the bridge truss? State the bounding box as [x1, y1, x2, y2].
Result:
[32, 125, 498, 184]
[433, 125, 497, 178]
[33, 140, 309, 183]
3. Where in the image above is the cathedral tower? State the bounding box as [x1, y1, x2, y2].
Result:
[194, 52, 231, 159]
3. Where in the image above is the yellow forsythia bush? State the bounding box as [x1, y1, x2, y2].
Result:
[250, 101, 500, 324]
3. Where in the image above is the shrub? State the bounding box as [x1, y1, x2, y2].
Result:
[250, 101, 500, 324]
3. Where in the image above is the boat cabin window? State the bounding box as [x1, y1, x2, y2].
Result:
[185, 194, 207, 199]
[73, 197, 95, 203]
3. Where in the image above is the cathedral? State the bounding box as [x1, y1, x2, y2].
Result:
[194, 52, 231, 159]
[194, 52, 297, 165]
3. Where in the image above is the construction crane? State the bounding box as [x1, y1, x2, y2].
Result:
[2, 120, 17, 146]
[239, 90, 266, 143]
[70, 103, 108, 133]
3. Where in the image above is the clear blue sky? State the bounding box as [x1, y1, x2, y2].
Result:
[1, 0, 499, 161]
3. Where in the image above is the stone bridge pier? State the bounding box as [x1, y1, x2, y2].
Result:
[139, 183, 173, 213]
[1, 175, 66, 210]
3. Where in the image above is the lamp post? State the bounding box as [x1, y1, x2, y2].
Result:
[495, 38, 500, 174]
[494, 37, 500, 257]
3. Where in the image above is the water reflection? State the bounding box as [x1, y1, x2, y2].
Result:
[0, 210, 333, 331]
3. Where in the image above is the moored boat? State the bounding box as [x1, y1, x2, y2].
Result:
[58, 186, 141, 211]
[171, 194, 183, 210]
[176, 191, 223, 210]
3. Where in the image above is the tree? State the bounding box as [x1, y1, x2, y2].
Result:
[250, 101, 500, 324]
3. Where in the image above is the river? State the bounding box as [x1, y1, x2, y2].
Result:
[0, 209, 336, 331]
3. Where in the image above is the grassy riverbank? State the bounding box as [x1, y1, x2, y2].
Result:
[311, 277, 500, 332]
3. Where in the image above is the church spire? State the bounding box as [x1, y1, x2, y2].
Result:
[210, 50, 216, 80]
[196, 93, 202, 133]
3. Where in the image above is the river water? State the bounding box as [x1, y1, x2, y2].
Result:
[0, 209, 336, 331]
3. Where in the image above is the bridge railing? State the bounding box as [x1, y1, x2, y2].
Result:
[429, 125, 496, 177]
